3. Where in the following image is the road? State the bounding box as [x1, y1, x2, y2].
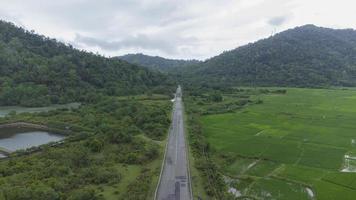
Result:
[155, 86, 192, 200]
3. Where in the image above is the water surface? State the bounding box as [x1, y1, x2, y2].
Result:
[0, 127, 64, 152]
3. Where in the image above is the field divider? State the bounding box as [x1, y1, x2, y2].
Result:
[181, 99, 194, 200]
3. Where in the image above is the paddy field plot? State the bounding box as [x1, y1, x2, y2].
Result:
[200, 88, 356, 199]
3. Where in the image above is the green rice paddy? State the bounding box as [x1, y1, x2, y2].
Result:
[200, 88, 356, 199]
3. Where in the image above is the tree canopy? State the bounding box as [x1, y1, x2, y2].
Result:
[177, 25, 356, 88]
[0, 21, 173, 107]
[118, 53, 200, 72]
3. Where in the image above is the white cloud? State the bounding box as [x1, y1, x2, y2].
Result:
[0, 0, 356, 60]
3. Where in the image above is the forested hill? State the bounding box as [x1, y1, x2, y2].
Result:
[181, 25, 356, 87]
[118, 53, 200, 72]
[0, 20, 171, 107]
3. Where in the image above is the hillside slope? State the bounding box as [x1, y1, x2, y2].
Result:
[0, 21, 171, 106]
[118, 53, 200, 72]
[182, 25, 356, 87]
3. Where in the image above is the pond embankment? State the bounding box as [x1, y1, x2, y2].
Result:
[0, 121, 71, 136]
[0, 122, 48, 130]
[0, 122, 66, 159]
[0, 147, 11, 155]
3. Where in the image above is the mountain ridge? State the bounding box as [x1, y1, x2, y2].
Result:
[179, 24, 356, 87]
[0, 20, 172, 106]
[118, 53, 200, 72]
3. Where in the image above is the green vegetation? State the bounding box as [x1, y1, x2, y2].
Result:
[0, 19, 177, 200]
[0, 20, 173, 107]
[186, 87, 356, 199]
[0, 103, 80, 117]
[179, 25, 356, 87]
[183, 106, 209, 200]
[118, 53, 200, 72]
[0, 95, 171, 200]
[4, 17, 356, 200]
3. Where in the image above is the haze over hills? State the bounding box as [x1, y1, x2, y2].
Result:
[0, 21, 171, 107]
[180, 25, 356, 87]
[120, 25, 356, 88]
[118, 53, 200, 72]
[3, 20, 356, 102]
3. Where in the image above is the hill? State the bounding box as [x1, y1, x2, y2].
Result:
[118, 53, 200, 72]
[0, 21, 171, 107]
[182, 25, 356, 87]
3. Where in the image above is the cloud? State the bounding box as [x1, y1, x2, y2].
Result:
[268, 15, 291, 26]
[74, 33, 198, 54]
[1, 0, 356, 59]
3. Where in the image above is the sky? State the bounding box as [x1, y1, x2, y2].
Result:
[0, 0, 356, 60]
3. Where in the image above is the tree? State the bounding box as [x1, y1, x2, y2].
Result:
[85, 139, 103, 152]
[67, 188, 99, 200]
[0, 20, 173, 107]
[107, 129, 132, 144]
[209, 93, 223, 102]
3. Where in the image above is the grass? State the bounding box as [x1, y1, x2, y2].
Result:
[197, 88, 356, 199]
[116, 94, 170, 102]
[97, 153, 163, 200]
[0, 102, 80, 117]
[183, 104, 209, 199]
[246, 177, 312, 200]
[97, 164, 141, 199]
[95, 94, 172, 200]
[0, 94, 172, 200]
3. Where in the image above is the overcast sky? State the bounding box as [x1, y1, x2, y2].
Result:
[1, 0, 356, 60]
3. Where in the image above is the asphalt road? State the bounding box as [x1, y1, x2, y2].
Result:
[156, 86, 192, 200]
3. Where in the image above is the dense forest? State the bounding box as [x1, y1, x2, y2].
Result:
[115, 25, 356, 88]
[0, 96, 171, 200]
[0, 19, 176, 200]
[180, 25, 356, 87]
[118, 53, 200, 72]
[0, 21, 173, 107]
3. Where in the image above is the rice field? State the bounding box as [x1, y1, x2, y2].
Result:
[200, 88, 356, 199]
